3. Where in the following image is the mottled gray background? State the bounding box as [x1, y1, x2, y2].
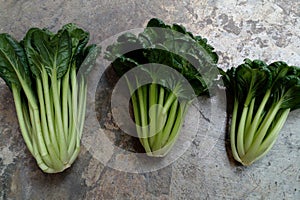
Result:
[0, 0, 299, 199]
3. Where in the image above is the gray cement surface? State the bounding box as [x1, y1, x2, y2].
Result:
[0, 0, 299, 199]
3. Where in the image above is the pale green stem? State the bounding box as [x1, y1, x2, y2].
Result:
[151, 86, 166, 149]
[256, 110, 288, 162]
[78, 78, 87, 139]
[12, 85, 33, 154]
[41, 68, 59, 155]
[51, 69, 68, 164]
[244, 90, 271, 151]
[236, 106, 248, 157]
[242, 102, 281, 163]
[62, 67, 70, 140]
[245, 98, 255, 134]
[148, 83, 158, 147]
[160, 99, 178, 148]
[230, 99, 242, 163]
[137, 83, 151, 154]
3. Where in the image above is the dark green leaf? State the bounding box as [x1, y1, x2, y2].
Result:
[24, 28, 72, 79]
[60, 23, 90, 68]
[235, 61, 271, 102]
[0, 33, 31, 90]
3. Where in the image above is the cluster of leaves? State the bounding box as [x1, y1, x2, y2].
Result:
[0, 24, 97, 173]
[105, 18, 218, 156]
[220, 59, 300, 165]
[105, 18, 218, 97]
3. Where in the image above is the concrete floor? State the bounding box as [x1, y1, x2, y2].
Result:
[0, 0, 299, 199]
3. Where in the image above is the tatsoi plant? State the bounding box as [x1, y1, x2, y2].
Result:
[0, 24, 96, 173]
[105, 18, 218, 157]
[220, 59, 300, 165]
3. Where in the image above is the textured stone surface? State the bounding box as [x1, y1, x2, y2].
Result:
[0, 0, 299, 199]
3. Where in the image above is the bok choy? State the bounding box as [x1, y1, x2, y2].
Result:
[105, 18, 218, 157]
[0, 24, 97, 173]
[220, 59, 300, 165]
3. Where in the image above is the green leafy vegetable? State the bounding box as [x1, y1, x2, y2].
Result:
[220, 59, 300, 165]
[0, 24, 97, 173]
[105, 18, 218, 156]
